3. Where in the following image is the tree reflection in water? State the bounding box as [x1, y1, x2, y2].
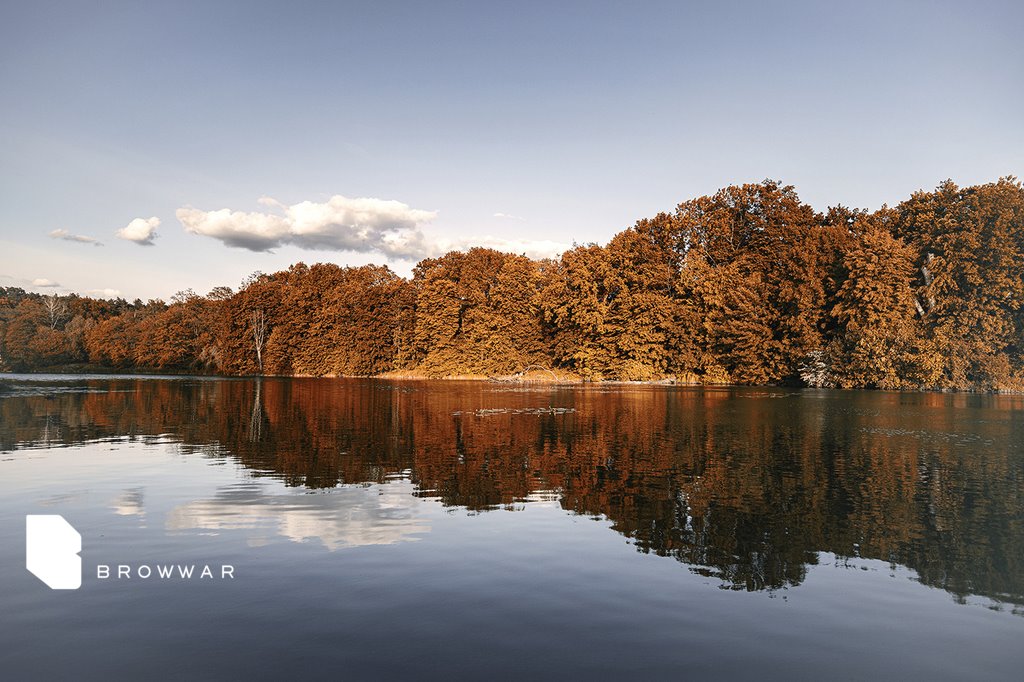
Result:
[1, 377, 1021, 609]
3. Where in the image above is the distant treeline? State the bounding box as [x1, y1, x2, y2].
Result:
[3, 177, 1023, 390]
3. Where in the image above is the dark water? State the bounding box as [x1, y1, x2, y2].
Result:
[1, 376, 1022, 679]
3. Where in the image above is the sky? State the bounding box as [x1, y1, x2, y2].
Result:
[1, 0, 1022, 301]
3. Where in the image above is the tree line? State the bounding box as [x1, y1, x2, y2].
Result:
[2, 177, 1023, 390]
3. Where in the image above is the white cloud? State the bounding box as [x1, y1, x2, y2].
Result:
[177, 194, 571, 261]
[493, 212, 526, 221]
[177, 195, 438, 258]
[86, 288, 122, 298]
[49, 229, 102, 246]
[256, 196, 285, 209]
[31, 278, 61, 287]
[117, 216, 160, 245]
[456, 236, 569, 260]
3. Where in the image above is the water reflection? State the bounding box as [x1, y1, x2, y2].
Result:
[1, 376, 1022, 608]
[166, 480, 430, 550]
[112, 487, 145, 518]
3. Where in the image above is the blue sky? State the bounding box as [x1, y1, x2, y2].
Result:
[1, 0, 1022, 300]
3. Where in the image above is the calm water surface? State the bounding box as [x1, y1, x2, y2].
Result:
[1, 376, 1022, 679]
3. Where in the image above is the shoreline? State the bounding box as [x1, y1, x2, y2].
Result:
[2, 368, 1022, 394]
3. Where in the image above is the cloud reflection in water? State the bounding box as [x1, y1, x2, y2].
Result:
[166, 479, 431, 550]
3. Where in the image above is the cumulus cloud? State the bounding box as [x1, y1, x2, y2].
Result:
[177, 195, 438, 258]
[177, 195, 572, 261]
[31, 278, 61, 288]
[117, 216, 160, 245]
[49, 229, 102, 246]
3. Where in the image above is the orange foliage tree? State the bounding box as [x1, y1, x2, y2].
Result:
[4, 177, 1022, 390]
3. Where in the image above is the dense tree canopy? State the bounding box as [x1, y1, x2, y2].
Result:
[3, 177, 1022, 390]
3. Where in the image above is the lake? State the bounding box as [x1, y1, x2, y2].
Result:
[1, 376, 1022, 679]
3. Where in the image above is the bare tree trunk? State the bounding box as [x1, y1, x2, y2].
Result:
[43, 294, 68, 330]
[920, 252, 936, 313]
[250, 308, 268, 374]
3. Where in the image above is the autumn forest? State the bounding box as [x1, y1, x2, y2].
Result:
[3, 177, 1024, 391]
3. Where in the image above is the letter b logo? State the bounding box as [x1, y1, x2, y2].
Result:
[26, 515, 82, 590]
